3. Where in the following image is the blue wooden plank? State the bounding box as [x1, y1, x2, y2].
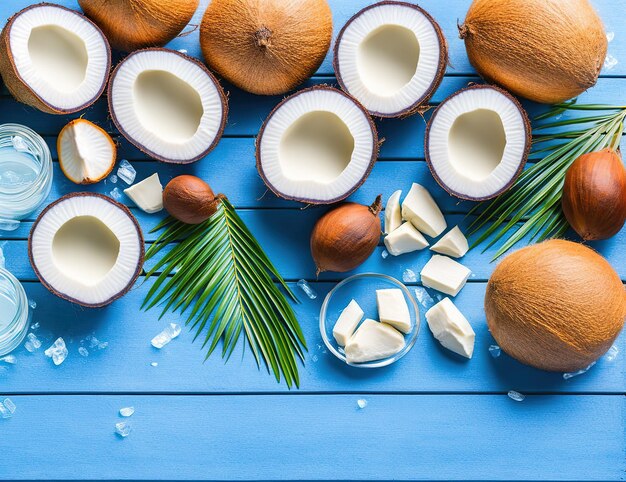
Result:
[0, 394, 623, 480]
[0, 282, 622, 394]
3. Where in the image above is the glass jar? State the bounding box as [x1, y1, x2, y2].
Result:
[0, 123, 53, 222]
[0, 267, 30, 356]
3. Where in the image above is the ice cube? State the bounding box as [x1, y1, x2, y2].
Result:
[0, 401, 11, 419]
[150, 362, 158, 367]
[381, 250, 389, 259]
[151, 323, 181, 349]
[604, 54, 619, 70]
[11, 135, 31, 153]
[3, 398, 16, 414]
[28, 299, 37, 310]
[24, 332, 42, 352]
[297, 279, 317, 300]
[109, 187, 122, 201]
[402, 268, 417, 283]
[44, 337, 68, 365]
[357, 399, 368, 409]
[109, 174, 118, 184]
[414, 287, 434, 310]
[507, 390, 525, 402]
[119, 407, 135, 417]
[115, 421, 132, 438]
[117, 159, 136, 185]
[85, 335, 108, 351]
[0, 355, 16, 364]
[489, 345, 501, 358]
[30, 322, 39, 331]
[311, 354, 318, 362]
[0, 219, 20, 232]
[78, 347, 89, 357]
[605, 345, 619, 362]
[563, 361, 596, 380]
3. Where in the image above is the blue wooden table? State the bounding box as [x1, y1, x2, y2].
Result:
[1, 1, 625, 480]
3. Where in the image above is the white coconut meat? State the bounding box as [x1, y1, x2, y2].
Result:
[334, 2, 446, 117]
[29, 194, 144, 307]
[257, 87, 378, 204]
[4, 4, 110, 113]
[108, 48, 227, 164]
[426, 86, 530, 201]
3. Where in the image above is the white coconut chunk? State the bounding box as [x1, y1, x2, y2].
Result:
[426, 297, 475, 358]
[29, 194, 144, 307]
[426, 85, 530, 200]
[58, 119, 116, 184]
[332, 299, 364, 346]
[257, 86, 377, 204]
[420, 255, 471, 297]
[6, 4, 110, 112]
[335, 3, 446, 117]
[124, 174, 163, 214]
[108, 48, 227, 164]
[401, 183, 446, 237]
[384, 222, 428, 256]
[376, 288, 411, 334]
[384, 189, 402, 234]
[345, 319, 406, 364]
[430, 226, 469, 258]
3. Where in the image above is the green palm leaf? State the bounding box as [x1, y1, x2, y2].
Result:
[470, 102, 626, 260]
[142, 198, 306, 388]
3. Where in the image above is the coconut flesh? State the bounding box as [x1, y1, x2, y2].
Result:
[108, 48, 227, 164]
[334, 1, 447, 117]
[257, 86, 378, 204]
[425, 85, 530, 201]
[0, 4, 110, 114]
[29, 193, 144, 308]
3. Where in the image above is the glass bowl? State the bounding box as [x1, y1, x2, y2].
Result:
[319, 273, 420, 368]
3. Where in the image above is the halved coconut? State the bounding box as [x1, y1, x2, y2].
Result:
[58, 119, 116, 184]
[425, 85, 531, 201]
[256, 86, 378, 204]
[29, 193, 144, 307]
[333, 1, 447, 118]
[0, 3, 111, 114]
[108, 48, 228, 164]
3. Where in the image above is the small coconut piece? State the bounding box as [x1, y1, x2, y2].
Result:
[426, 297, 475, 359]
[430, 226, 469, 258]
[29, 193, 144, 307]
[79, 0, 199, 52]
[401, 183, 446, 237]
[257, 86, 378, 204]
[334, 1, 447, 117]
[200, 0, 332, 95]
[0, 3, 111, 114]
[384, 190, 402, 234]
[108, 48, 228, 164]
[124, 173, 163, 214]
[57, 119, 116, 185]
[384, 222, 428, 256]
[420, 255, 471, 297]
[426, 85, 531, 201]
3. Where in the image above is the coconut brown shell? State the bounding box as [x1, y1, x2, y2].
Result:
[0, 3, 111, 114]
[79, 0, 199, 52]
[460, 0, 607, 104]
[28, 192, 145, 308]
[200, 0, 332, 95]
[333, 1, 448, 118]
[163, 175, 220, 224]
[485, 240, 626, 372]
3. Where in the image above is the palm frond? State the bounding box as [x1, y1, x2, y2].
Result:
[470, 103, 626, 260]
[142, 198, 306, 388]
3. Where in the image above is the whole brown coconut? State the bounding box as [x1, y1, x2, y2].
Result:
[200, 0, 333, 95]
[79, 0, 199, 51]
[163, 175, 221, 225]
[459, 0, 607, 104]
[485, 240, 626, 372]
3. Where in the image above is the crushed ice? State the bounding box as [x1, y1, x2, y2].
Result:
[297, 279, 317, 299]
[381, 249, 389, 259]
[81, 334, 108, 351]
[0, 355, 16, 364]
[150, 362, 158, 367]
[78, 347, 89, 357]
[563, 361, 596, 380]
[402, 268, 417, 283]
[115, 421, 132, 438]
[414, 287, 434, 310]
[108, 174, 118, 184]
[507, 390, 525, 402]
[117, 160, 136, 185]
[44, 337, 68, 365]
[604, 345, 619, 362]
[151, 323, 181, 349]
[604, 54, 619, 70]
[109, 187, 122, 201]
[357, 399, 368, 409]
[28, 299, 36, 310]
[30, 321, 39, 331]
[488, 345, 501, 358]
[0, 398, 15, 418]
[119, 407, 135, 417]
[24, 332, 41, 352]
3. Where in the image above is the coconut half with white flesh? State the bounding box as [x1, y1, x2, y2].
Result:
[425, 85, 531, 201]
[29, 193, 144, 308]
[58, 119, 116, 184]
[256, 86, 378, 204]
[108, 48, 228, 164]
[0, 3, 111, 114]
[334, 1, 447, 118]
